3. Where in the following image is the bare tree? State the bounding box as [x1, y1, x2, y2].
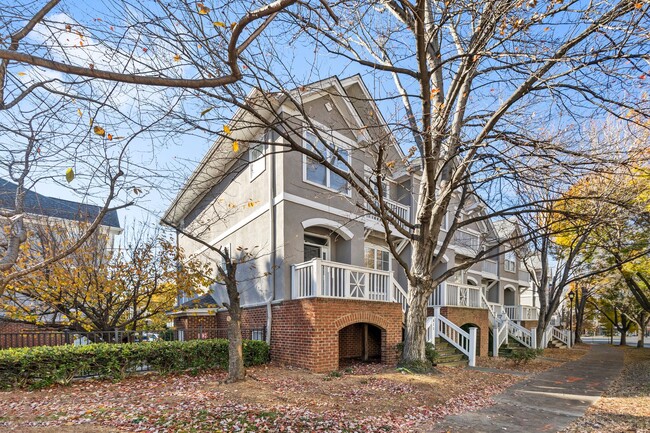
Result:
[163, 197, 272, 383]
[4, 0, 649, 364]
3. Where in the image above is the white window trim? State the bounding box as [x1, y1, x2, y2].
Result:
[249, 133, 267, 182]
[304, 233, 330, 261]
[302, 130, 352, 197]
[364, 243, 391, 271]
[504, 251, 517, 273]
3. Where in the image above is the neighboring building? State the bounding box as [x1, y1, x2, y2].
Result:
[163, 75, 543, 372]
[0, 179, 121, 336]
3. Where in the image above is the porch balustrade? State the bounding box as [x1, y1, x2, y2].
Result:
[365, 198, 410, 228]
[504, 305, 539, 321]
[428, 282, 486, 309]
[291, 259, 408, 310]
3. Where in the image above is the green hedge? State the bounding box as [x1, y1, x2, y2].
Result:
[0, 339, 269, 390]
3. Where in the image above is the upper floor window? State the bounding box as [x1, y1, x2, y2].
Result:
[304, 131, 349, 194]
[364, 245, 390, 271]
[504, 251, 516, 273]
[249, 133, 267, 181]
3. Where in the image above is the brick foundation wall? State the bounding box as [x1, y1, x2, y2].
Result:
[174, 299, 402, 373]
[269, 298, 403, 372]
[429, 307, 490, 357]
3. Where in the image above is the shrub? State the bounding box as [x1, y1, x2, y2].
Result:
[395, 341, 439, 372]
[0, 338, 270, 390]
[506, 348, 543, 365]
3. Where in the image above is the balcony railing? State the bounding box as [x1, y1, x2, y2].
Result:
[518, 269, 531, 283]
[366, 198, 410, 228]
[428, 282, 486, 309]
[291, 259, 408, 311]
[504, 305, 539, 321]
[483, 260, 498, 275]
[453, 230, 481, 253]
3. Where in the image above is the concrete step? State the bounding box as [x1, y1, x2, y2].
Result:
[437, 352, 465, 363]
[436, 359, 468, 367]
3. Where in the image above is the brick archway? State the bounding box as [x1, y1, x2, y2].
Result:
[333, 311, 391, 332]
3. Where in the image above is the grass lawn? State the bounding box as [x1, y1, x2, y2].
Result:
[562, 345, 650, 433]
[0, 360, 524, 433]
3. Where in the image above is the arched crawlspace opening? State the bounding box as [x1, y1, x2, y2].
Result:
[461, 323, 482, 356]
[338, 323, 383, 365]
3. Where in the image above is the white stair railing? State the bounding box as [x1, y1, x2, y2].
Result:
[550, 326, 571, 347]
[508, 320, 536, 349]
[492, 319, 509, 357]
[430, 307, 477, 367]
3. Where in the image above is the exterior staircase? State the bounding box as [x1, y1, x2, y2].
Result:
[494, 336, 528, 357]
[547, 337, 568, 349]
[434, 337, 468, 367]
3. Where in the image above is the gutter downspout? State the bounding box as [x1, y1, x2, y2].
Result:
[266, 131, 276, 345]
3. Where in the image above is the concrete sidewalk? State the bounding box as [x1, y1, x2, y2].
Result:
[430, 345, 623, 433]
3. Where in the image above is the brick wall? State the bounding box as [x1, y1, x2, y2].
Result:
[434, 307, 490, 357]
[338, 323, 382, 360]
[0, 320, 67, 349]
[270, 299, 402, 372]
[174, 300, 403, 373]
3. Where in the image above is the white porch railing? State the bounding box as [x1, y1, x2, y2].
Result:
[428, 282, 486, 309]
[366, 198, 410, 228]
[453, 230, 481, 254]
[483, 260, 498, 275]
[504, 305, 540, 321]
[428, 307, 477, 367]
[291, 259, 409, 312]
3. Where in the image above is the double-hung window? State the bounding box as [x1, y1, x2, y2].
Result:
[504, 251, 516, 273]
[364, 245, 391, 271]
[249, 133, 266, 181]
[304, 131, 349, 193]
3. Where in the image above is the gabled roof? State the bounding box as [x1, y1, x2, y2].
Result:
[0, 179, 120, 229]
[162, 75, 407, 226]
[179, 293, 219, 309]
[492, 217, 519, 240]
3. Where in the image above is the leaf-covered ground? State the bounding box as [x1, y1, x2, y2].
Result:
[0, 362, 522, 433]
[562, 345, 650, 433]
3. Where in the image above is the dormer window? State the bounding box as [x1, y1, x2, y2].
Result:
[303, 131, 350, 194]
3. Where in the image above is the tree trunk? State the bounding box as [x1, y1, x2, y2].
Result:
[536, 316, 548, 349]
[619, 330, 627, 346]
[637, 313, 648, 348]
[226, 301, 245, 383]
[402, 284, 430, 364]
